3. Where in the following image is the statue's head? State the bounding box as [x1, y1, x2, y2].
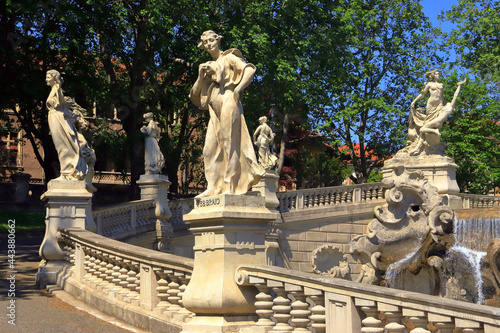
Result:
[259, 116, 267, 124]
[425, 69, 440, 80]
[144, 112, 154, 121]
[198, 30, 222, 52]
[46, 69, 63, 86]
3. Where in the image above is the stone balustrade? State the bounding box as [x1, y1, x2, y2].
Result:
[92, 171, 131, 184]
[277, 182, 388, 212]
[235, 264, 500, 333]
[168, 198, 194, 226]
[93, 199, 156, 238]
[57, 228, 194, 332]
[459, 193, 500, 209]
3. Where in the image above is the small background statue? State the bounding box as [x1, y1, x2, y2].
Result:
[253, 116, 278, 171]
[189, 30, 264, 197]
[405, 69, 466, 156]
[141, 112, 165, 175]
[46, 69, 95, 188]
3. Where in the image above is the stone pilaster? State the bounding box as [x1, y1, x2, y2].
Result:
[37, 179, 95, 288]
[181, 193, 279, 332]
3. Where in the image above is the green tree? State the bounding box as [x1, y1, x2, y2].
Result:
[441, 74, 500, 194]
[444, 0, 500, 82]
[441, 1, 500, 194]
[313, 0, 442, 184]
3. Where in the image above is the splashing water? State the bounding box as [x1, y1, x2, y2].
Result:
[447, 245, 486, 304]
[385, 242, 421, 289]
[447, 216, 500, 304]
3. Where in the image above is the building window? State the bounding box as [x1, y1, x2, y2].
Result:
[0, 131, 22, 168]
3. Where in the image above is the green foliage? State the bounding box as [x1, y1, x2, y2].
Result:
[367, 170, 383, 183]
[292, 148, 350, 189]
[441, 74, 500, 194]
[444, 0, 500, 82]
[313, 0, 443, 183]
[441, 2, 500, 194]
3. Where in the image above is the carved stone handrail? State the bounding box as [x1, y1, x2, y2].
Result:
[235, 264, 500, 332]
[93, 199, 156, 238]
[277, 182, 389, 212]
[57, 228, 194, 331]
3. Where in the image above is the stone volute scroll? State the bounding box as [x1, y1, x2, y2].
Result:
[141, 112, 165, 175]
[189, 30, 265, 197]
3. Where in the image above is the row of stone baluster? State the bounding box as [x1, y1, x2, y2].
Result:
[278, 185, 386, 212]
[471, 198, 500, 209]
[97, 212, 132, 236]
[303, 190, 352, 208]
[279, 193, 298, 212]
[95, 201, 155, 236]
[62, 244, 194, 325]
[246, 277, 486, 332]
[357, 299, 486, 332]
[248, 278, 327, 332]
[360, 186, 385, 202]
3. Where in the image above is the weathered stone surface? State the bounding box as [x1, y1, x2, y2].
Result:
[181, 193, 278, 327]
[37, 179, 95, 287]
[190, 30, 264, 197]
[350, 169, 453, 286]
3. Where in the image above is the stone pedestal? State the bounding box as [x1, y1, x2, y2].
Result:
[138, 174, 172, 251]
[382, 154, 460, 195]
[137, 174, 172, 220]
[37, 179, 95, 288]
[252, 171, 279, 210]
[181, 194, 279, 333]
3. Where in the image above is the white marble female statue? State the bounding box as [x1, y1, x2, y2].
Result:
[141, 112, 165, 174]
[408, 69, 466, 155]
[253, 116, 278, 170]
[46, 69, 87, 180]
[189, 30, 264, 197]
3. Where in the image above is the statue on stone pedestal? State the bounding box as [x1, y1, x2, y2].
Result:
[253, 116, 278, 170]
[189, 30, 264, 197]
[406, 69, 466, 156]
[141, 112, 165, 175]
[46, 70, 96, 189]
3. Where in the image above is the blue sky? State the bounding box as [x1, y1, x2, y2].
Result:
[420, 0, 458, 32]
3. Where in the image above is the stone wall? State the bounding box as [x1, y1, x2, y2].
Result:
[277, 201, 378, 278]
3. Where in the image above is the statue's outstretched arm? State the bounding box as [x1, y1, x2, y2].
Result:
[450, 79, 467, 108]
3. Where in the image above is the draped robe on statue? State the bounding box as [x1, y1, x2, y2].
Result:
[190, 49, 264, 196]
[46, 84, 86, 179]
[142, 120, 165, 174]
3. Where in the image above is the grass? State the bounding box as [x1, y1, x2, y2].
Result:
[0, 210, 45, 233]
